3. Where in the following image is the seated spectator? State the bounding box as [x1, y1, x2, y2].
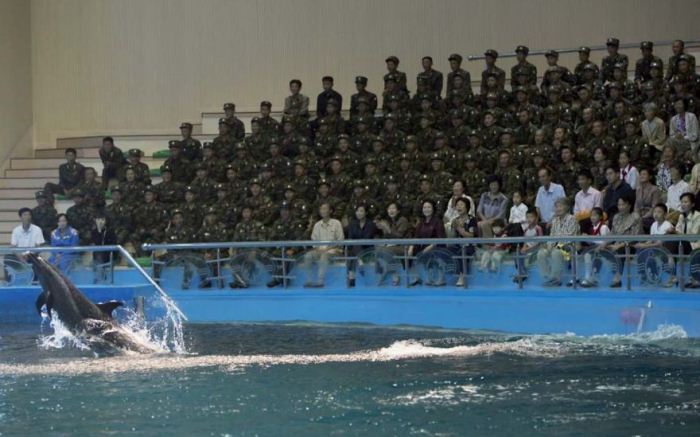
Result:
[43, 148, 85, 197]
[674, 192, 700, 288]
[49, 213, 80, 272]
[641, 103, 666, 155]
[179, 122, 202, 162]
[303, 202, 344, 287]
[634, 203, 676, 287]
[573, 170, 601, 219]
[580, 207, 611, 287]
[408, 200, 446, 286]
[346, 204, 378, 287]
[374, 202, 410, 286]
[11, 208, 45, 249]
[66, 190, 96, 246]
[508, 190, 528, 233]
[449, 197, 477, 286]
[444, 180, 475, 235]
[31, 190, 57, 242]
[535, 167, 566, 227]
[601, 166, 634, 225]
[618, 150, 638, 189]
[477, 175, 508, 237]
[479, 218, 509, 273]
[635, 168, 662, 231]
[91, 213, 117, 265]
[656, 145, 676, 191]
[514, 208, 542, 282]
[668, 98, 699, 160]
[666, 165, 689, 212]
[605, 194, 642, 287]
[537, 197, 579, 286]
[687, 148, 700, 194]
[98, 136, 125, 190]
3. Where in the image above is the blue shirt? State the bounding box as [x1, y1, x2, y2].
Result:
[535, 183, 566, 223]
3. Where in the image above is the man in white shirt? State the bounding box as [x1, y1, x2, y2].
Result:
[666, 165, 690, 211]
[573, 170, 601, 216]
[535, 168, 566, 225]
[303, 202, 344, 287]
[5, 208, 45, 282]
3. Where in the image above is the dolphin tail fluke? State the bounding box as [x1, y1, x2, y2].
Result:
[95, 300, 124, 318]
[35, 291, 53, 318]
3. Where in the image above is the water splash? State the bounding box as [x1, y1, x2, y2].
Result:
[37, 315, 91, 351]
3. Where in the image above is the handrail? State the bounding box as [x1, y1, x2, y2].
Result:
[142, 234, 700, 251]
[467, 38, 700, 61]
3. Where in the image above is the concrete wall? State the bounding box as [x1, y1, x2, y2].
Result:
[30, 0, 700, 147]
[0, 0, 32, 160]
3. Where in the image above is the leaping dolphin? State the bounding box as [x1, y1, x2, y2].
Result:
[28, 252, 157, 354]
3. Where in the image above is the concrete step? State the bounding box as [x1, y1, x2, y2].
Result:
[5, 169, 58, 178]
[0, 211, 22, 221]
[35, 148, 101, 159]
[0, 189, 43, 199]
[0, 222, 19, 232]
[0, 178, 55, 189]
[52, 134, 216, 153]
[0, 199, 36, 210]
[0, 232, 10, 244]
[10, 157, 164, 170]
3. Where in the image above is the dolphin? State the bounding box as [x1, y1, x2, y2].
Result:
[27, 252, 157, 354]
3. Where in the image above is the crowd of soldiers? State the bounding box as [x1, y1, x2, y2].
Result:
[30, 38, 700, 256]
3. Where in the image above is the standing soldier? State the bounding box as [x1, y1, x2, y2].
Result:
[417, 56, 443, 97]
[666, 40, 696, 81]
[31, 191, 57, 242]
[601, 37, 629, 83]
[98, 136, 125, 189]
[223, 103, 246, 141]
[574, 47, 599, 85]
[212, 118, 235, 161]
[481, 49, 506, 94]
[258, 100, 280, 136]
[350, 76, 378, 116]
[384, 56, 408, 93]
[634, 41, 663, 84]
[179, 122, 202, 162]
[447, 53, 470, 96]
[512, 45, 537, 86]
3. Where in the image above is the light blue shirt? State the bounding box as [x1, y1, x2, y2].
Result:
[535, 183, 566, 223]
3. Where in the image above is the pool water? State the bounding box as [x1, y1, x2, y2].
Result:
[1, 322, 699, 435]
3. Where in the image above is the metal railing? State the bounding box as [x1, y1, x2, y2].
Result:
[142, 234, 700, 292]
[467, 38, 700, 61]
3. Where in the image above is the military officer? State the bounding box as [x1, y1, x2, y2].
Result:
[634, 41, 663, 84]
[212, 118, 236, 161]
[601, 37, 629, 82]
[179, 186, 203, 230]
[481, 49, 506, 94]
[133, 186, 169, 248]
[154, 165, 185, 211]
[384, 55, 408, 92]
[118, 165, 146, 208]
[512, 45, 537, 86]
[417, 56, 444, 97]
[163, 141, 192, 184]
[178, 122, 202, 162]
[31, 191, 58, 241]
[66, 190, 96, 245]
[350, 76, 378, 116]
[447, 53, 471, 96]
[223, 102, 246, 141]
[105, 187, 133, 245]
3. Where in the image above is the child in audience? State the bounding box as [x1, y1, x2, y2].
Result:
[635, 203, 676, 286]
[514, 208, 543, 282]
[581, 207, 610, 287]
[480, 218, 509, 273]
[508, 190, 528, 232]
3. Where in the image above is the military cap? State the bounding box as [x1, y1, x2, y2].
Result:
[448, 53, 462, 62]
[484, 71, 500, 79]
[282, 115, 296, 124]
[143, 185, 155, 193]
[110, 186, 122, 194]
[280, 200, 291, 210]
[284, 184, 296, 192]
[578, 46, 591, 54]
[512, 85, 527, 94]
[514, 67, 530, 76]
[352, 179, 366, 188]
[372, 136, 385, 145]
[318, 178, 331, 187]
[326, 98, 339, 107]
[606, 37, 620, 47]
[484, 49, 498, 58]
[515, 45, 529, 55]
[463, 152, 476, 161]
[417, 76, 428, 85]
[451, 71, 466, 80]
[184, 185, 195, 193]
[193, 162, 206, 171]
[160, 165, 173, 174]
[385, 94, 400, 103]
[640, 41, 653, 50]
[449, 109, 464, 119]
[543, 105, 560, 115]
[204, 206, 217, 216]
[613, 62, 626, 71]
[530, 148, 543, 157]
[405, 135, 418, 143]
[223, 103, 235, 110]
[547, 84, 563, 94]
[398, 153, 411, 161]
[544, 50, 558, 58]
[356, 95, 370, 105]
[434, 131, 446, 139]
[250, 116, 260, 124]
[486, 91, 499, 100]
[385, 55, 399, 64]
[546, 66, 561, 74]
[71, 189, 85, 198]
[384, 174, 398, 185]
[576, 84, 593, 93]
[650, 61, 662, 70]
[608, 81, 623, 90]
[467, 129, 481, 137]
[260, 100, 272, 108]
[128, 148, 142, 157]
[170, 209, 183, 216]
[582, 62, 597, 71]
[355, 75, 368, 85]
[294, 158, 307, 167]
[500, 128, 514, 136]
[258, 162, 271, 171]
[234, 142, 246, 150]
[623, 116, 638, 126]
[179, 122, 193, 130]
[355, 115, 371, 125]
[419, 174, 431, 182]
[35, 190, 46, 199]
[419, 92, 435, 101]
[202, 142, 213, 149]
[384, 73, 398, 83]
[364, 157, 377, 166]
[218, 117, 231, 126]
[430, 152, 443, 161]
[250, 178, 261, 186]
[215, 183, 227, 191]
[384, 113, 398, 122]
[337, 133, 350, 140]
[677, 54, 692, 64]
[318, 117, 329, 126]
[642, 81, 656, 91]
[168, 140, 182, 149]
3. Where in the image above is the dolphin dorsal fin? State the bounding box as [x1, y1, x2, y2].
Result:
[96, 300, 124, 318]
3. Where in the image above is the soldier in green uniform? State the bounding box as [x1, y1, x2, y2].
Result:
[266, 201, 309, 287]
[154, 165, 185, 212]
[384, 55, 408, 92]
[212, 118, 236, 161]
[179, 186, 203, 230]
[117, 166, 146, 208]
[193, 207, 229, 286]
[554, 145, 582, 201]
[289, 159, 316, 202]
[31, 191, 58, 241]
[426, 153, 455, 195]
[634, 41, 663, 84]
[163, 141, 192, 184]
[223, 103, 246, 141]
[312, 179, 344, 222]
[244, 179, 274, 225]
[601, 37, 629, 82]
[189, 163, 217, 204]
[257, 101, 280, 136]
[99, 136, 126, 189]
[208, 183, 238, 228]
[522, 148, 547, 203]
[43, 148, 85, 197]
[360, 157, 383, 199]
[461, 153, 487, 200]
[118, 149, 151, 185]
[104, 187, 133, 247]
[200, 143, 226, 182]
[133, 186, 169, 251]
[666, 40, 696, 81]
[417, 56, 443, 97]
[514, 109, 537, 146]
[447, 53, 470, 96]
[574, 47, 598, 85]
[366, 137, 392, 174]
[411, 175, 445, 223]
[512, 45, 537, 86]
[156, 209, 212, 289]
[74, 167, 105, 209]
[494, 150, 523, 195]
[283, 79, 310, 122]
[619, 116, 655, 168]
[481, 49, 506, 94]
[228, 205, 269, 289]
[344, 180, 380, 226]
[396, 153, 422, 195]
[178, 122, 202, 162]
[350, 76, 378, 116]
[66, 190, 96, 245]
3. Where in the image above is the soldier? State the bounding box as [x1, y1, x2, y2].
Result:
[446, 53, 471, 96]
[325, 156, 352, 199]
[634, 41, 663, 84]
[256, 100, 280, 136]
[266, 202, 309, 288]
[555, 145, 582, 200]
[163, 141, 192, 184]
[245, 117, 272, 161]
[229, 142, 257, 180]
[316, 76, 343, 117]
[350, 76, 378, 116]
[514, 109, 537, 146]
[360, 157, 383, 199]
[117, 166, 146, 208]
[65, 190, 96, 245]
[98, 136, 126, 189]
[427, 153, 455, 195]
[601, 37, 629, 83]
[384, 55, 408, 92]
[223, 103, 246, 141]
[512, 45, 537, 86]
[313, 118, 337, 158]
[154, 165, 185, 212]
[118, 148, 151, 185]
[179, 186, 203, 230]
[618, 116, 650, 167]
[396, 153, 422, 195]
[411, 175, 445, 222]
[319, 98, 346, 135]
[312, 179, 344, 220]
[290, 159, 316, 201]
[200, 143, 226, 182]
[494, 150, 523, 195]
[245, 179, 274, 225]
[179, 122, 202, 162]
[31, 191, 58, 241]
[344, 180, 380, 225]
[104, 187, 133, 246]
[574, 47, 599, 85]
[544, 50, 575, 85]
[209, 183, 238, 228]
[212, 118, 236, 161]
[229, 205, 268, 288]
[480, 49, 506, 94]
[281, 185, 310, 222]
[43, 148, 85, 197]
[666, 40, 696, 81]
[194, 207, 229, 285]
[461, 153, 487, 200]
[378, 115, 406, 152]
[156, 209, 212, 289]
[417, 56, 443, 97]
[189, 163, 217, 204]
[133, 186, 169, 250]
[283, 79, 310, 120]
[74, 167, 105, 209]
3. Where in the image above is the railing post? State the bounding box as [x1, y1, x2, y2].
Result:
[281, 246, 288, 289]
[216, 248, 222, 288]
[109, 251, 115, 284]
[570, 244, 578, 290]
[679, 242, 686, 292]
[625, 244, 632, 291]
[403, 245, 410, 287]
[461, 244, 468, 289]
